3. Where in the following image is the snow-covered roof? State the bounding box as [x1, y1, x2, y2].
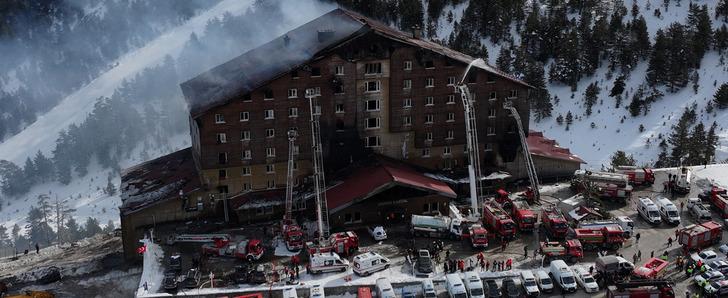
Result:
[120, 147, 200, 215]
[425, 171, 511, 184]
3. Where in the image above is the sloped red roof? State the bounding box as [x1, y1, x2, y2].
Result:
[527, 130, 586, 164]
[326, 161, 456, 213]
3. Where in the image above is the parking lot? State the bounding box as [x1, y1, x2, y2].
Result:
[139, 168, 728, 297]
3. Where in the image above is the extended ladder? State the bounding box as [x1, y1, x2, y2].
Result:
[307, 89, 330, 240]
[456, 59, 484, 217]
[284, 130, 297, 222]
[503, 101, 540, 201]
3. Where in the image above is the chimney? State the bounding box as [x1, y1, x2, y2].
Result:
[412, 25, 421, 39]
[317, 29, 334, 43]
[283, 34, 290, 47]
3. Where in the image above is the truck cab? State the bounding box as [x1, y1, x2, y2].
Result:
[467, 224, 488, 248]
[655, 197, 680, 225]
[637, 197, 661, 224]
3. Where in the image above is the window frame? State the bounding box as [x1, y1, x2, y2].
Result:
[365, 117, 381, 129]
[266, 147, 276, 157]
[364, 80, 381, 93]
[264, 109, 275, 120]
[403, 60, 412, 70]
[425, 96, 434, 106]
[425, 114, 434, 124]
[446, 112, 455, 122]
[364, 62, 382, 75]
[289, 107, 298, 118]
[241, 130, 251, 141]
[215, 114, 225, 124]
[287, 88, 298, 98]
[403, 79, 412, 89]
[216, 133, 227, 144]
[240, 111, 249, 122]
[425, 77, 434, 88]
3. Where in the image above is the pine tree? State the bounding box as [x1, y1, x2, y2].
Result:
[565, 111, 574, 130]
[647, 29, 669, 86]
[687, 4, 712, 66]
[665, 23, 693, 92]
[556, 114, 564, 125]
[83, 217, 102, 238]
[398, 0, 424, 33]
[25, 205, 55, 246]
[628, 86, 646, 117]
[610, 150, 636, 169]
[668, 109, 693, 164]
[496, 46, 513, 73]
[524, 60, 552, 121]
[705, 121, 719, 163]
[22, 157, 36, 187]
[103, 220, 116, 233]
[584, 82, 600, 116]
[33, 151, 54, 183]
[714, 83, 728, 109]
[610, 75, 626, 97]
[716, 0, 728, 23]
[686, 122, 706, 165]
[631, 16, 651, 59]
[0, 224, 9, 247]
[715, 25, 728, 53]
[65, 217, 82, 242]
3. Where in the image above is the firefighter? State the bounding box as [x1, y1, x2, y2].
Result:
[523, 246, 528, 259]
[667, 237, 673, 247]
[485, 260, 490, 271]
[506, 258, 512, 270]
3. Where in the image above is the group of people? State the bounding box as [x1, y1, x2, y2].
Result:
[441, 251, 515, 273]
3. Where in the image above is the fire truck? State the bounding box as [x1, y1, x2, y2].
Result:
[494, 189, 537, 232]
[574, 226, 626, 250]
[704, 187, 728, 218]
[305, 231, 360, 257]
[542, 207, 568, 239]
[671, 167, 691, 195]
[202, 238, 265, 261]
[410, 214, 463, 239]
[678, 221, 723, 253]
[467, 224, 489, 248]
[632, 258, 669, 280]
[282, 222, 303, 251]
[606, 280, 675, 298]
[616, 166, 656, 186]
[482, 202, 516, 239]
[572, 170, 633, 200]
[539, 240, 583, 263]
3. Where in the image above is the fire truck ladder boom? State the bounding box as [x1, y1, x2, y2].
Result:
[503, 101, 540, 201]
[284, 130, 297, 222]
[457, 59, 484, 217]
[307, 90, 330, 240]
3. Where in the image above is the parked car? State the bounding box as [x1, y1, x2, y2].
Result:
[421, 279, 437, 298]
[706, 280, 728, 296]
[692, 249, 719, 264]
[463, 271, 485, 298]
[720, 244, 728, 255]
[501, 278, 522, 298]
[367, 226, 387, 241]
[483, 279, 501, 297]
[353, 252, 390, 276]
[520, 270, 540, 297]
[694, 270, 725, 286]
[707, 260, 728, 274]
[182, 268, 201, 289]
[376, 277, 396, 298]
[445, 273, 467, 298]
[309, 284, 325, 298]
[163, 270, 178, 292]
[416, 249, 434, 274]
[534, 270, 554, 294]
[574, 268, 599, 293]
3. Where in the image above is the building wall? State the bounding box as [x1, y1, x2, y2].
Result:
[507, 154, 582, 181]
[329, 193, 450, 228]
[190, 32, 531, 196]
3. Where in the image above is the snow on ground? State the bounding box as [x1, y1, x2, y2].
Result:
[273, 238, 301, 257]
[653, 163, 728, 190]
[0, 0, 253, 165]
[137, 234, 165, 297]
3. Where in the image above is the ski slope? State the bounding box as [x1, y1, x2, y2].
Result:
[0, 0, 254, 165]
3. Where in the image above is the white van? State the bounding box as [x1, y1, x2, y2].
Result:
[376, 277, 396, 298]
[520, 270, 540, 296]
[463, 271, 485, 298]
[655, 197, 680, 224]
[282, 287, 298, 298]
[549, 260, 577, 293]
[309, 284, 325, 298]
[534, 270, 553, 293]
[421, 279, 437, 298]
[352, 252, 390, 276]
[637, 197, 661, 224]
[445, 273, 468, 298]
[368, 226, 387, 241]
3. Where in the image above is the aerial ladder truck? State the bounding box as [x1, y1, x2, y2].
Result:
[282, 130, 303, 251]
[503, 101, 540, 203]
[455, 59, 485, 218]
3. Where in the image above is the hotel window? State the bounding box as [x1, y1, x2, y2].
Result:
[292, 161, 298, 170]
[364, 63, 382, 75]
[218, 153, 227, 164]
[365, 136, 381, 147]
[366, 117, 380, 129]
[289, 107, 298, 117]
[485, 143, 493, 151]
[489, 92, 497, 100]
[509, 90, 518, 98]
[403, 98, 412, 108]
[242, 167, 251, 176]
[311, 67, 321, 77]
[403, 116, 412, 126]
[264, 109, 274, 119]
[291, 70, 299, 79]
[335, 83, 344, 94]
[425, 114, 434, 124]
[425, 132, 433, 141]
[267, 180, 276, 189]
[240, 112, 249, 121]
[218, 169, 227, 180]
[305, 87, 321, 97]
[447, 76, 456, 86]
[487, 127, 496, 136]
[489, 108, 496, 118]
[335, 65, 344, 75]
[365, 81, 381, 92]
[403, 60, 412, 70]
[443, 146, 452, 155]
[447, 112, 455, 122]
[425, 77, 434, 88]
[266, 164, 275, 173]
[288, 88, 298, 98]
[215, 114, 225, 124]
[266, 147, 275, 157]
[366, 99, 380, 111]
[264, 89, 274, 100]
[265, 128, 275, 138]
[242, 150, 252, 160]
[425, 96, 434, 106]
[403, 79, 412, 89]
[335, 103, 344, 113]
[216, 133, 227, 144]
[241, 130, 250, 141]
[422, 148, 431, 157]
[447, 95, 455, 104]
[446, 130, 454, 140]
[486, 73, 497, 83]
[425, 60, 434, 69]
[242, 94, 251, 102]
[242, 183, 251, 191]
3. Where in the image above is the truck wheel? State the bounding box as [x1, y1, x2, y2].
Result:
[568, 256, 576, 263]
[247, 255, 254, 262]
[340, 267, 346, 272]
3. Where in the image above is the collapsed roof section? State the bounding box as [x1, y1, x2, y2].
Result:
[180, 8, 533, 119]
[528, 130, 586, 164]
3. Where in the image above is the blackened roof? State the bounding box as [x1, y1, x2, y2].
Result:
[180, 8, 532, 119]
[120, 147, 200, 215]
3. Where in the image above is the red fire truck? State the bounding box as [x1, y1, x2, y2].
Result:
[678, 221, 723, 253]
[305, 231, 360, 257]
[540, 240, 583, 263]
[467, 224, 489, 248]
[282, 222, 303, 251]
[632, 258, 669, 280]
[542, 207, 568, 239]
[493, 189, 537, 232]
[201, 238, 265, 261]
[572, 170, 633, 200]
[616, 166, 656, 186]
[482, 202, 516, 239]
[574, 226, 626, 250]
[703, 187, 728, 218]
[606, 280, 675, 298]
